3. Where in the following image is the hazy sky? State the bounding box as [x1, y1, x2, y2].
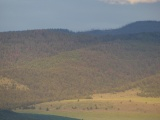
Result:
[0, 0, 160, 32]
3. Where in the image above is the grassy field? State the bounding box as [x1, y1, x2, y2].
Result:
[15, 89, 160, 120]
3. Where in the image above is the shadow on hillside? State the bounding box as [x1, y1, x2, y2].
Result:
[0, 110, 79, 120]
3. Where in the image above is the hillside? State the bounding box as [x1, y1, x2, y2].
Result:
[0, 21, 160, 110]
[135, 73, 160, 97]
[85, 21, 160, 35]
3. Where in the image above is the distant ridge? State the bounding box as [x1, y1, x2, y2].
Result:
[1, 21, 160, 35]
[85, 21, 160, 35]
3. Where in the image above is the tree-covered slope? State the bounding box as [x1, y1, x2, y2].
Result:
[135, 73, 160, 97]
[0, 25, 160, 109]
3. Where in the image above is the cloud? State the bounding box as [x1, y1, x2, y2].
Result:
[98, 0, 160, 4]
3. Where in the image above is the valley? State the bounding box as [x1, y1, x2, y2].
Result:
[0, 21, 160, 119]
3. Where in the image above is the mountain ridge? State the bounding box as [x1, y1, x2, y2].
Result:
[1, 20, 160, 35]
[83, 21, 160, 35]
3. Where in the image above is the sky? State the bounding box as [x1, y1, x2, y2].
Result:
[0, 0, 160, 32]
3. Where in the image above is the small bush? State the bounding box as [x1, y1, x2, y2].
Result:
[72, 106, 77, 109]
[85, 96, 93, 99]
[46, 107, 49, 111]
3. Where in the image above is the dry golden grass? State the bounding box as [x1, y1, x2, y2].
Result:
[16, 89, 160, 114]
[15, 89, 160, 120]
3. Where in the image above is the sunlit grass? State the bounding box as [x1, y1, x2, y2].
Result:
[16, 89, 160, 120]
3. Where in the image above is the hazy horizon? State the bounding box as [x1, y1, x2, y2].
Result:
[0, 0, 160, 32]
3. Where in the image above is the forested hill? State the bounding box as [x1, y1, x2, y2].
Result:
[84, 21, 160, 35]
[0, 21, 160, 110]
